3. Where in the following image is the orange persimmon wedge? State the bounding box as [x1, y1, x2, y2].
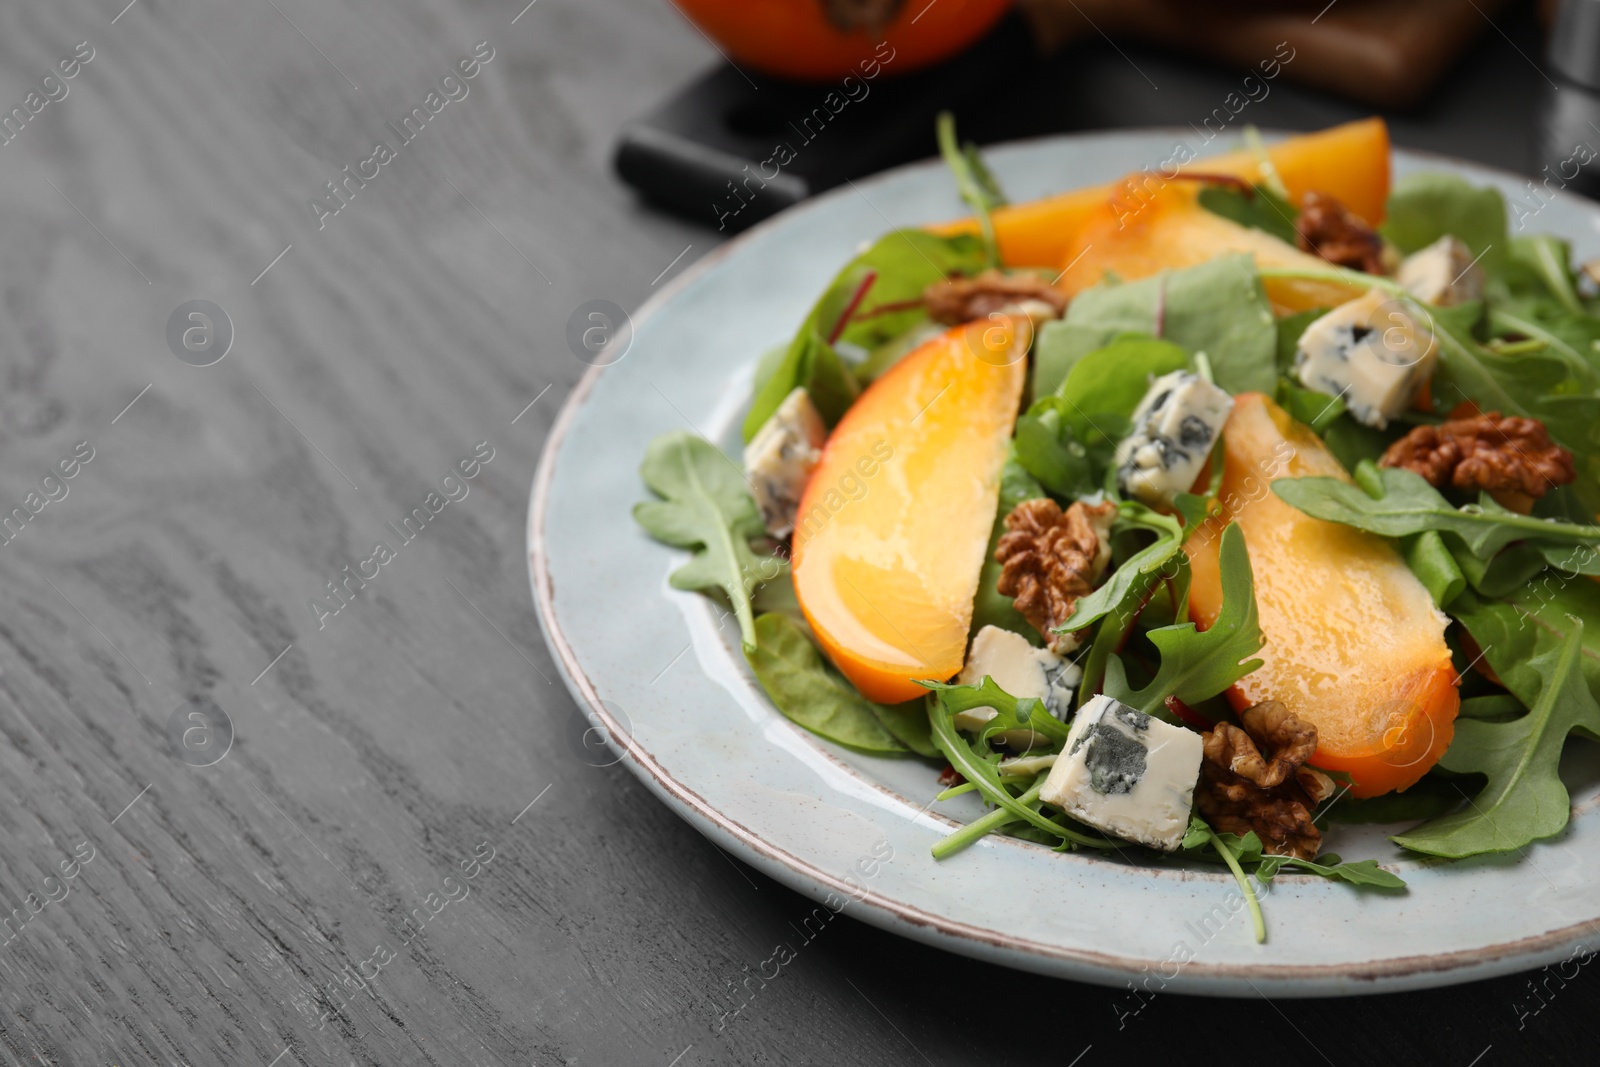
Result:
[792, 318, 1029, 704]
[1055, 182, 1366, 315]
[930, 117, 1391, 268]
[1185, 393, 1458, 797]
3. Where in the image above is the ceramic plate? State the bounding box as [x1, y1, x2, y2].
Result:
[529, 130, 1600, 996]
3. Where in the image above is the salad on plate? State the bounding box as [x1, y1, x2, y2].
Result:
[632, 115, 1600, 942]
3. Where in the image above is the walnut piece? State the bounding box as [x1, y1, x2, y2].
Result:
[1380, 411, 1575, 507]
[994, 498, 1115, 654]
[1196, 702, 1330, 860]
[924, 270, 1067, 326]
[1295, 191, 1387, 275]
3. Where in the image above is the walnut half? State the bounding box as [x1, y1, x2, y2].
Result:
[994, 498, 1115, 654]
[1380, 411, 1575, 511]
[923, 270, 1067, 326]
[1296, 191, 1388, 275]
[1195, 702, 1334, 860]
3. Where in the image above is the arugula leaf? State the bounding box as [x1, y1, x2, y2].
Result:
[921, 676, 1071, 749]
[1380, 172, 1507, 274]
[1255, 854, 1406, 889]
[1198, 183, 1299, 245]
[936, 111, 1006, 267]
[1273, 463, 1600, 560]
[1508, 234, 1585, 316]
[1185, 816, 1266, 943]
[1274, 308, 1325, 374]
[1033, 254, 1278, 396]
[1058, 503, 1184, 632]
[924, 681, 1112, 849]
[743, 230, 987, 438]
[634, 431, 768, 650]
[1103, 523, 1264, 719]
[1451, 582, 1600, 701]
[1393, 621, 1600, 858]
[746, 613, 926, 756]
[1403, 530, 1466, 609]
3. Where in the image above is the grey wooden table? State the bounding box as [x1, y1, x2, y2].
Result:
[0, 0, 1592, 1064]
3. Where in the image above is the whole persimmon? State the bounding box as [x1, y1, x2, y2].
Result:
[670, 0, 1013, 82]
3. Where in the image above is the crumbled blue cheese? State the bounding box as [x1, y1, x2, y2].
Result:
[953, 625, 1080, 745]
[743, 387, 826, 538]
[1293, 288, 1438, 429]
[1398, 235, 1484, 308]
[1040, 694, 1204, 851]
[1113, 371, 1234, 507]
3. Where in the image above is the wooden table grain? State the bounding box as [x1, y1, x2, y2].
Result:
[0, 1, 1592, 1064]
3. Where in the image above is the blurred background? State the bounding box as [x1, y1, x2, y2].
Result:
[617, 0, 1591, 229]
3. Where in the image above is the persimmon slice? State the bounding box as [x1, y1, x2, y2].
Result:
[1184, 393, 1458, 796]
[791, 318, 1028, 704]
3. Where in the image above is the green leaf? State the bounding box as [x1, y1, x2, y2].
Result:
[923, 681, 1112, 850]
[1403, 530, 1466, 609]
[1380, 172, 1507, 274]
[1198, 183, 1299, 245]
[1057, 503, 1184, 631]
[1103, 523, 1264, 719]
[1255, 855, 1406, 889]
[921, 676, 1071, 749]
[1012, 400, 1096, 498]
[745, 613, 916, 755]
[937, 111, 1007, 267]
[742, 229, 987, 438]
[1033, 254, 1277, 397]
[1273, 463, 1600, 560]
[1508, 234, 1584, 315]
[1276, 377, 1346, 433]
[1053, 335, 1192, 446]
[634, 431, 769, 650]
[1325, 779, 1463, 824]
[1274, 308, 1325, 374]
[1393, 621, 1600, 858]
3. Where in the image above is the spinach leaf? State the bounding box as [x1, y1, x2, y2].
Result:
[1325, 779, 1463, 824]
[635, 431, 769, 651]
[1380, 172, 1507, 274]
[1053, 335, 1191, 446]
[743, 229, 987, 439]
[1255, 855, 1406, 889]
[1012, 399, 1095, 498]
[1103, 524, 1264, 720]
[1276, 377, 1347, 433]
[1392, 621, 1600, 858]
[1198, 183, 1299, 245]
[1274, 308, 1325, 374]
[746, 613, 920, 755]
[936, 111, 1006, 267]
[1033, 254, 1278, 397]
[1273, 463, 1600, 560]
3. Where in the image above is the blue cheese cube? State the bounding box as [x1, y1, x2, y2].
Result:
[1040, 694, 1203, 851]
[1398, 235, 1484, 308]
[743, 387, 826, 538]
[954, 625, 1080, 745]
[1293, 288, 1438, 429]
[1113, 371, 1233, 507]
